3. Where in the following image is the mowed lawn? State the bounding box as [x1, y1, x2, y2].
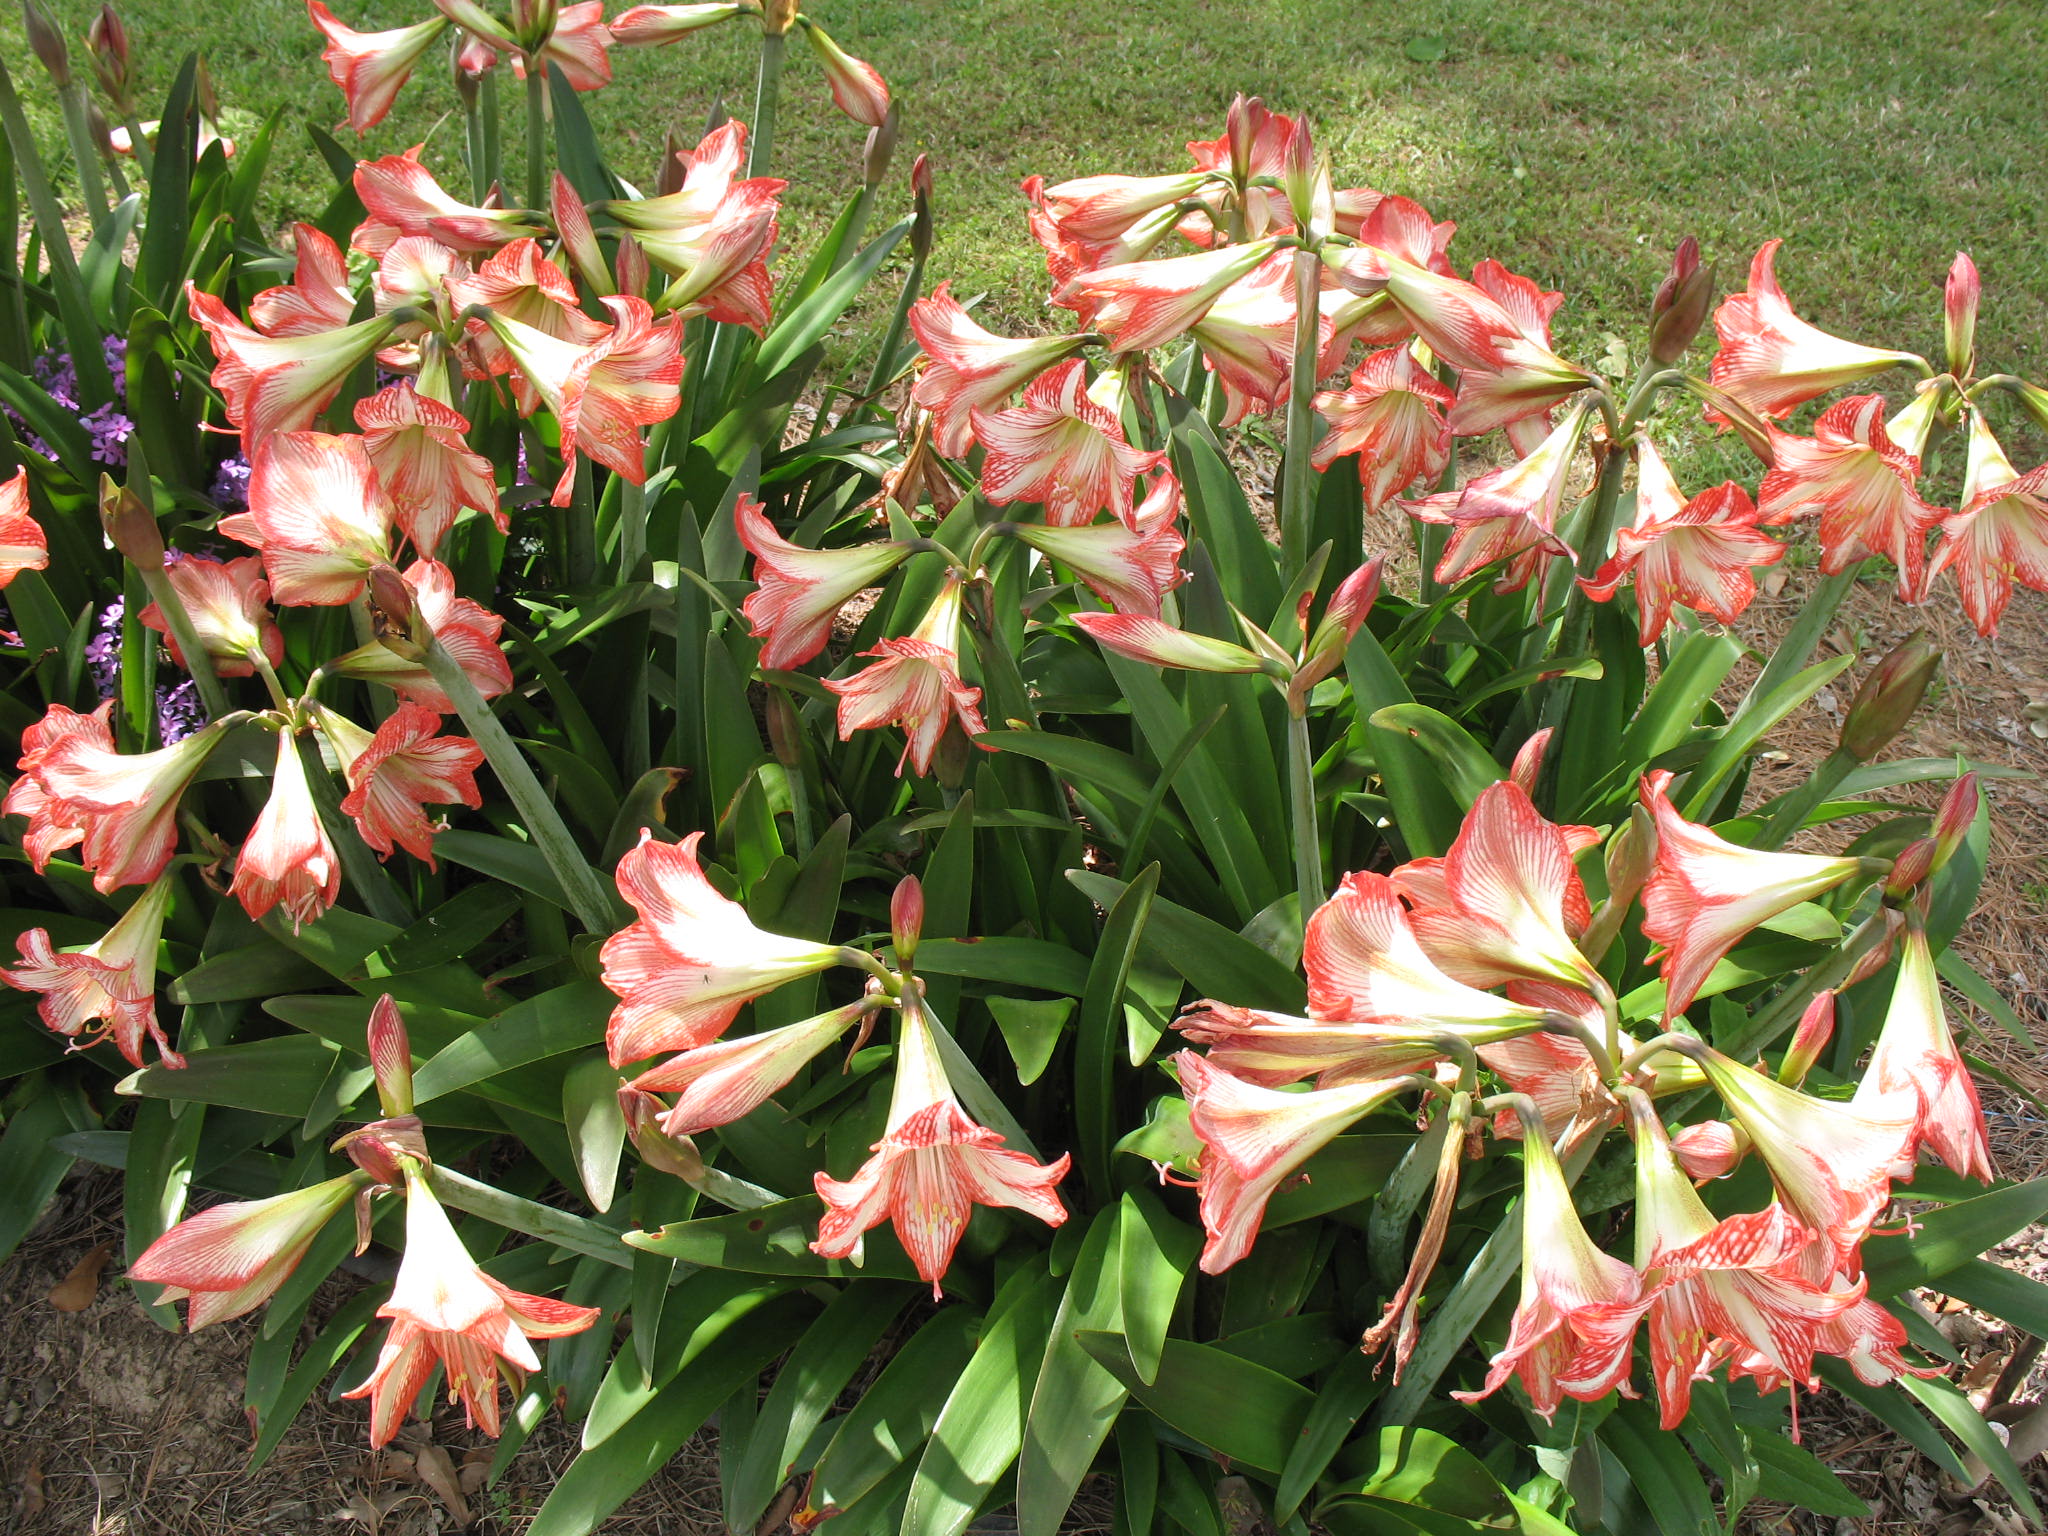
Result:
[7, 0, 2047, 448]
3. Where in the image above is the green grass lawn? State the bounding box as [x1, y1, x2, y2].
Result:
[8, 0, 2047, 459]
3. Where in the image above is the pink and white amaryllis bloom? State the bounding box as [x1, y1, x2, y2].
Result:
[1479, 1027, 1604, 1142]
[339, 702, 485, 868]
[1189, 253, 1312, 426]
[907, 283, 1093, 458]
[604, 121, 785, 328]
[1620, 1091, 1861, 1428]
[1069, 239, 1282, 355]
[454, 237, 611, 413]
[1453, 258, 1586, 440]
[1304, 870, 1554, 1031]
[801, 20, 889, 126]
[230, 730, 341, 931]
[2, 874, 179, 1068]
[1310, 346, 1453, 512]
[3, 702, 112, 873]
[1385, 781, 1601, 993]
[736, 493, 912, 670]
[1010, 472, 1187, 619]
[601, 830, 843, 1065]
[127, 1173, 363, 1329]
[219, 431, 396, 606]
[1578, 447, 1786, 645]
[185, 286, 398, 446]
[1637, 770, 1864, 1021]
[350, 147, 540, 258]
[32, 719, 226, 892]
[1036, 171, 1210, 245]
[972, 360, 1167, 528]
[346, 1170, 601, 1445]
[1176, 1051, 1413, 1275]
[137, 554, 284, 678]
[608, 4, 743, 46]
[1690, 1048, 1912, 1267]
[1758, 394, 1944, 597]
[825, 576, 990, 776]
[813, 1002, 1070, 1296]
[1069, 611, 1266, 675]
[0, 467, 48, 587]
[1925, 411, 2048, 638]
[1175, 1003, 1492, 1089]
[1451, 1120, 1642, 1418]
[499, 1, 615, 91]
[354, 385, 501, 559]
[247, 222, 354, 338]
[1707, 241, 1920, 421]
[330, 558, 512, 712]
[306, 2, 449, 133]
[1854, 922, 1993, 1183]
[1405, 403, 1587, 590]
[629, 1000, 873, 1136]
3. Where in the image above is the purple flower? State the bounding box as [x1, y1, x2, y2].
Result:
[157, 679, 205, 744]
[209, 454, 253, 511]
[83, 403, 133, 467]
[85, 599, 125, 699]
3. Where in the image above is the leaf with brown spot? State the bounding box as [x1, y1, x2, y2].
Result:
[49, 1241, 115, 1311]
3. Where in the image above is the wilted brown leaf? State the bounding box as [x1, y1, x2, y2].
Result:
[48, 1241, 115, 1312]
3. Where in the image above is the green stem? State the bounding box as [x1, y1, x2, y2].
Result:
[1367, 1110, 1448, 1290]
[1758, 744, 1859, 848]
[522, 62, 548, 214]
[299, 731, 414, 926]
[747, 30, 786, 178]
[479, 68, 502, 198]
[1717, 912, 1889, 1062]
[617, 475, 649, 577]
[1278, 247, 1322, 580]
[1533, 437, 1630, 748]
[862, 252, 926, 407]
[57, 82, 110, 225]
[131, 562, 231, 723]
[118, 112, 153, 179]
[418, 631, 624, 934]
[566, 455, 597, 587]
[1285, 707, 1322, 917]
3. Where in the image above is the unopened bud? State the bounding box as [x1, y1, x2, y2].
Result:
[1278, 116, 1315, 234]
[1777, 992, 1836, 1085]
[23, 0, 70, 85]
[765, 686, 803, 770]
[194, 54, 220, 122]
[1670, 1119, 1747, 1179]
[909, 152, 933, 263]
[657, 129, 691, 197]
[85, 96, 115, 158]
[1684, 377, 1775, 467]
[862, 102, 899, 190]
[1839, 631, 1940, 762]
[99, 476, 164, 566]
[619, 1087, 706, 1178]
[1944, 252, 1979, 382]
[890, 875, 923, 967]
[2008, 377, 2048, 437]
[511, 0, 557, 50]
[1649, 237, 1713, 365]
[1931, 772, 1980, 868]
[366, 562, 426, 658]
[614, 233, 649, 297]
[1604, 804, 1655, 912]
[1885, 838, 1936, 901]
[366, 994, 415, 1116]
[86, 2, 131, 105]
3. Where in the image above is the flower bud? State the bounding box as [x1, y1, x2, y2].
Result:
[1682, 377, 1775, 467]
[1884, 838, 1936, 902]
[1839, 631, 1939, 762]
[1777, 991, 1835, 1085]
[23, 0, 71, 85]
[85, 96, 116, 158]
[1931, 772, 1980, 869]
[765, 685, 803, 769]
[99, 475, 164, 566]
[1944, 252, 1979, 381]
[890, 875, 923, 967]
[760, 0, 797, 35]
[1279, 116, 1315, 235]
[331, 1115, 430, 1187]
[910, 152, 933, 263]
[1670, 1119, 1746, 1179]
[366, 562, 425, 657]
[619, 1087, 707, 1178]
[87, 2, 131, 106]
[1648, 237, 1713, 366]
[2008, 377, 2048, 437]
[511, 0, 557, 50]
[862, 102, 899, 190]
[657, 128, 691, 197]
[366, 993, 415, 1116]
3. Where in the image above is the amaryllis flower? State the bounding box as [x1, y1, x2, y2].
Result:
[1579, 445, 1786, 644]
[32, 719, 227, 892]
[307, 2, 448, 132]
[628, 1000, 873, 1135]
[247, 222, 355, 337]
[736, 493, 913, 670]
[185, 285, 398, 445]
[907, 283, 1092, 458]
[1069, 611, 1266, 674]
[1310, 346, 1453, 511]
[500, 1, 614, 91]
[1036, 171, 1210, 245]
[1176, 1051, 1413, 1274]
[1944, 252, 1979, 379]
[1010, 472, 1187, 618]
[128, 1173, 363, 1329]
[813, 1001, 1070, 1296]
[1925, 411, 2048, 637]
[1182, 95, 1296, 240]
[351, 148, 541, 258]
[1637, 770, 1864, 1021]
[231, 729, 341, 931]
[1707, 241, 1919, 420]
[824, 575, 990, 777]
[0, 467, 49, 588]
[1689, 1047, 1912, 1266]
[1188, 252, 1310, 426]
[1068, 239, 1280, 354]
[1350, 194, 1458, 274]
[138, 554, 284, 678]
[1854, 922, 1992, 1183]
[354, 385, 500, 558]
[1670, 1119, 1745, 1181]
[1405, 403, 1588, 590]
[601, 830, 843, 1065]
[1384, 781, 1601, 992]
[604, 121, 784, 329]
[345, 1170, 600, 1445]
[1287, 557, 1383, 713]
[2, 874, 179, 1068]
[1620, 1090, 1861, 1428]
[1451, 1119, 1642, 1418]
[609, 3, 743, 45]
[1479, 1028, 1603, 1142]
[1767, 1240, 1933, 1392]
[1176, 1002, 1512, 1091]
[4, 701, 112, 872]
[219, 431, 396, 606]
[972, 360, 1166, 528]
[329, 558, 512, 711]
[453, 237, 610, 413]
[801, 20, 889, 126]
[1758, 394, 1944, 597]
[339, 702, 485, 868]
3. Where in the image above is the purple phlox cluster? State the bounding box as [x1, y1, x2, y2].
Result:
[10, 338, 132, 464]
[83, 402, 135, 467]
[209, 453, 253, 511]
[83, 598, 210, 743]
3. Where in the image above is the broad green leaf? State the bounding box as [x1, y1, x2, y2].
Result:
[1864, 1178, 2048, 1296]
[1367, 704, 1504, 809]
[117, 1035, 345, 1117]
[1115, 1186, 1199, 1386]
[412, 980, 614, 1104]
[168, 940, 332, 1005]
[1897, 1374, 2043, 1522]
[987, 996, 1074, 1086]
[751, 218, 911, 380]
[1345, 627, 1462, 858]
[916, 937, 1091, 996]
[0, 1075, 90, 1261]
[623, 1196, 919, 1280]
[1017, 1205, 1130, 1536]
[1749, 1434, 1870, 1520]
[1067, 870, 1305, 1013]
[805, 1305, 983, 1520]
[562, 1052, 627, 1213]
[1597, 1399, 1717, 1536]
[1321, 1426, 1513, 1525]
[1077, 865, 1158, 1192]
[1075, 1333, 1314, 1476]
[1276, 1352, 1381, 1523]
